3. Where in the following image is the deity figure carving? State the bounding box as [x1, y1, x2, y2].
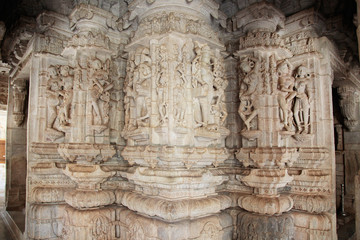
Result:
[192, 42, 214, 128]
[213, 55, 228, 127]
[238, 56, 261, 130]
[124, 54, 136, 131]
[190, 42, 228, 134]
[57, 65, 74, 128]
[174, 65, 186, 127]
[45, 66, 65, 140]
[123, 47, 152, 132]
[156, 44, 168, 125]
[293, 65, 312, 134]
[134, 48, 151, 127]
[12, 79, 27, 126]
[173, 41, 194, 127]
[276, 60, 296, 131]
[87, 58, 113, 127]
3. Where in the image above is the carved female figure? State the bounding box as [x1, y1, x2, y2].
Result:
[58, 65, 74, 127]
[157, 45, 168, 125]
[46, 66, 62, 130]
[238, 56, 261, 130]
[88, 58, 112, 125]
[293, 66, 311, 134]
[124, 55, 136, 130]
[192, 43, 214, 127]
[276, 60, 296, 131]
[134, 49, 151, 127]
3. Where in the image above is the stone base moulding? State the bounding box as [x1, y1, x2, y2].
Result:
[118, 191, 232, 221]
[116, 208, 233, 240]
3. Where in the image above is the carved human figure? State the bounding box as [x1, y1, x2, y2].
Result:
[276, 60, 296, 131]
[238, 56, 261, 130]
[88, 58, 113, 125]
[212, 56, 228, 127]
[58, 65, 74, 127]
[134, 48, 151, 127]
[293, 66, 311, 134]
[192, 42, 214, 128]
[12, 79, 27, 126]
[157, 45, 168, 125]
[174, 66, 186, 126]
[124, 55, 136, 130]
[46, 66, 62, 131]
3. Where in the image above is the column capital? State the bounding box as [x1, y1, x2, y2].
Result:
[233, 1, 285, 33]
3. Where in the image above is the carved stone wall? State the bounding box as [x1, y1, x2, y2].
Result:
[1, 0, 358, 239]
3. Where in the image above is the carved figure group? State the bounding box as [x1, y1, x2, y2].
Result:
[122, 40, 228, 142]
[238, 55, 313, 135]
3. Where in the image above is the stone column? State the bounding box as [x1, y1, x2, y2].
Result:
[24, 5, 127, 239]
[280, 8, 336, 239]
[119, 0, 232, 238]
[56, 5, 127, 239]
[233, 3, 336, 239]
[233, 3, 296, 239]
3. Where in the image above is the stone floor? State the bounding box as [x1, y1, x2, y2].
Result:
[337, 214, 356, 240]
[0, 213, 14, 240]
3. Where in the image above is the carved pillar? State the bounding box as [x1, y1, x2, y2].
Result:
[57, 5, 128, 239]
[337, 86, 360, 131]
[23, 5, 127, 239]
[281, 9, 335, 239]
[233, 3, 296, 239]
[233, 3, 336, 239]
[120, 0, 232, 238]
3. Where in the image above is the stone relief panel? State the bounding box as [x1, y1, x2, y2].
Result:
[122, 38, 229, 148]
